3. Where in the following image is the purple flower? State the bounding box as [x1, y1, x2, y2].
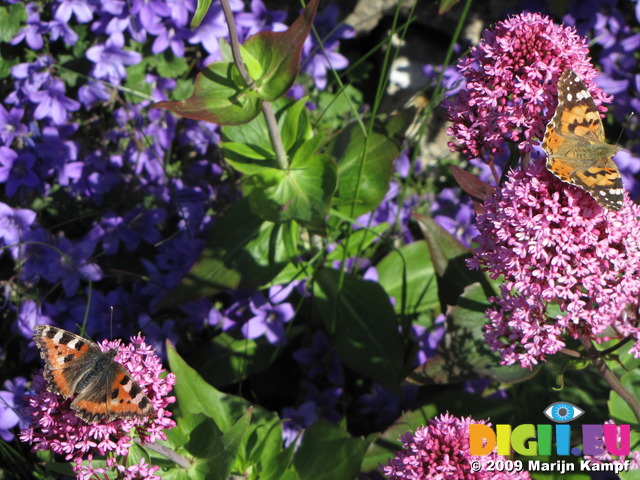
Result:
[383, 413, 532, 479]
[0, 148, 40, 197]
[299, 380, 342, 423]
[99, 208, 166, 256]
[235, 0, 287, 39]
[28, 78, 81, 124]
[48, 19, 79, 45]
[431, 187, 477, 248]
[137, 314, 177, 360]
[0, 377, 27, 441]
[282, 401, 317, 449]
[96, 0, 150, 43]
[19, 228, 62, 284]
[54, 0, 94, 23]
[292, 330, 343, 385]
[147, 21, 191, 56]
[358, 384, 403, 429]
[0, 105, 27, 147]
[411, 315, 445, 366]
[0, 202, 36, 259]
[444, 12, 605, 162]
[15, 300, 52, 340]
[241, 294, 295, 345]
[85, 32, 142, 84]
[9, 56, 54, 101]
[77, 80, 112, 107]
[158, 0, 195, 28]
[301, 4, 353, 90]
[188, 4, 231, 57]
[469, 156, 640, 367]
[20, 333, 175, 477]
[422, 63, 466, 96]
[10, 3, 47, 50]
[56, 236, 104, 297]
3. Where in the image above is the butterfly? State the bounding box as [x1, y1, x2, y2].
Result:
[542, 69, 624, 211]
[33, 325, 154, 424]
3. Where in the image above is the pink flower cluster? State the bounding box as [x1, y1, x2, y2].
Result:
[383, 413, 531, 479]
[20, 334, 176, 479]
[468, 157, 640, 367]
[444, 12, 609, 162]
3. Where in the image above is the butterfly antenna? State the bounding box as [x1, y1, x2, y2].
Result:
[109, 306, 114, 340]
[615, 112, 634, 147]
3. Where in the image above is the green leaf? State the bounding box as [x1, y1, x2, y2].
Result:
[328, 120, 402, 218]
[240, 44, 263, 80]
[243, 0, 319, 101]
[279, 97, 313, 152]
[222, 142, 278, 164]
[147, 53, 190, 79]
[316, 85, 363, 131]
[188, 333, 282, 386]
[413, 213, 493, 309]
[294, 421, 371, 480]
[376, 241, 439, 315]
[220, 97, 311, 164]
[167, 342, 235, 431]
[407, 282, 539, 385]
[438, 0, 461, 14]
[166, 347, 286, 478]
[191, 0, 213, 28]
[158, 198, 289, 307]
[208, 409, 253, 480]
[313, 269, 404, 391]
[185, 417, 221, 480]
[242, 146, 336, 230]
[325, 223, 389, 261]
[0, 4, 26, 42]
[152, 62, 262, 125]
[608, 370, 640, 425]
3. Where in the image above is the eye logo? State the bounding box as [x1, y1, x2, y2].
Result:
[543, 402, 585, 423]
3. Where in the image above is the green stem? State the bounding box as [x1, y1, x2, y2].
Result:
[134, 439, 191, 469]
[579, 332, 640, 423]
[219, 0, 288, 169]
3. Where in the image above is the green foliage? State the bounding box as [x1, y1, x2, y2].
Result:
[328, 120, 403, 218]
[376, 241, 439, 316]
[314, 268, 406, 391]
[153, 61, 263, 125]
[158, 198, 292, 308]
[165, 345, 374, 479]
[0, 3, 26, 43]
[293, 421, 372, 480]
[242, 0, 319, 101]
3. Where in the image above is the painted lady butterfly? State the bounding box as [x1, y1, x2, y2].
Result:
[542, 69, 624, 211]
[34, 325, 154, 423]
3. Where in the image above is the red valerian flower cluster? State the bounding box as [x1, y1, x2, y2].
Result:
[445, 12, 609, 162]
[20, 334, 176, 479]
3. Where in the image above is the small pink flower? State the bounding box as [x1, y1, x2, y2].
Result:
[20, 334, 176, 478]
[469, 156, 640, 367]
[444, 12, 608, 162]
[383, 413, 531, 479]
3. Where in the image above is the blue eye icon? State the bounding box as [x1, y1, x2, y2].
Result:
[543, 402, 585, 423]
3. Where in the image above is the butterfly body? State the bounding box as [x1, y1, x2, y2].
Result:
[542, 69, 624, 211]
[34, 325, 154, 424]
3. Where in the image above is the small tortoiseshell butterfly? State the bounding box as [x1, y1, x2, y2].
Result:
[34, 325, 154, 424]
[542, 69, 624, 211]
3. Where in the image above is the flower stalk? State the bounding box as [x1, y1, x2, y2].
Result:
[579, 332, 640, 423]
[219, 0, 288, 170]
